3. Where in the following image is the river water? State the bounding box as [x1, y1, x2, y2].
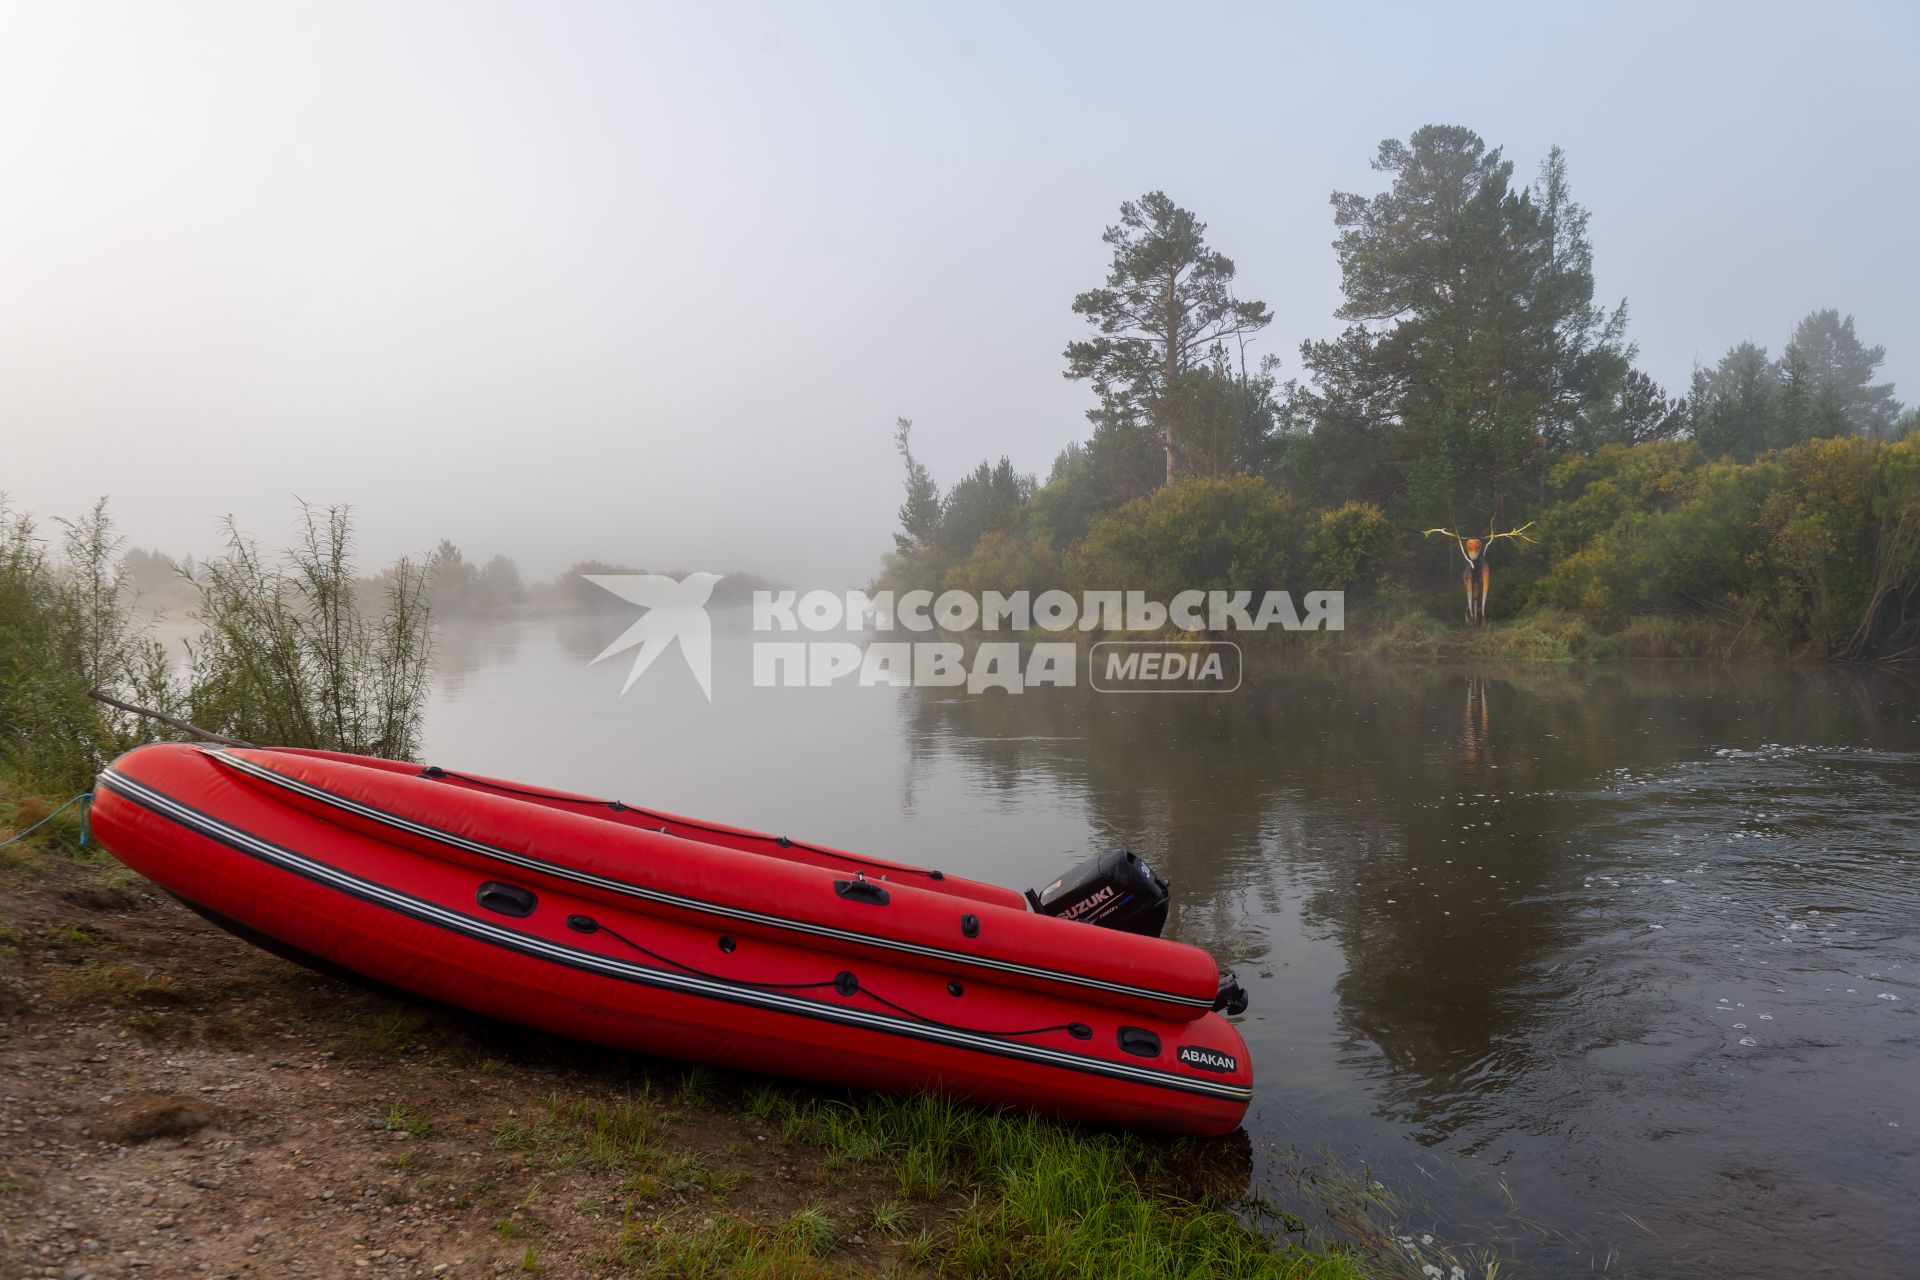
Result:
[423, 614, 1918, 1278]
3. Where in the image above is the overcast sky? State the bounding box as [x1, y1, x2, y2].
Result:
[2, 1, 1914, 585]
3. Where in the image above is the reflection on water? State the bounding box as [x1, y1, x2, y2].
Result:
[424, 618, 1918, 1278]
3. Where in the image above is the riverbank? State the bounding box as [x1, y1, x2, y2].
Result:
[0, 781, 1371, 1280]
[860, 602, 1767, 669]
[1328, 604, 1759, 663]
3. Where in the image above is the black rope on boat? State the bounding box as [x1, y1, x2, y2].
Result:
[569, 914, 1091, 1042]
[850, 983, 1093, 1042]
[425, 768, 945, 881]
[566, 915, 844, 992]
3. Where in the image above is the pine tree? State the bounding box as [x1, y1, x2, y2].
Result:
[1297, 127, 1631, 520]
[1065, 193, 1272, 487]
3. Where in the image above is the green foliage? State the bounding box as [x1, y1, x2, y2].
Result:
[939, 457, 1033, 554]
[882, 425, 1039, 591]
[1573, 368, 1683, 452]
[1028, 423, 1161, 547]
[1686, 313, 1900, 464]
[891, 417, 941, 556]
[1298, 128, 1632, 518]
[1078, 476, 1300, 607]
[187, 502, 433, 758]
[1306, 502, 1394, 599]
[1065, 191, 1273, 486]
[1757, 436, 1920, 657]
[1528, 437, 1920, 657]
[0, 503, 97, 791]
[939, 533, 1069, 605]
[1531, 447, 1771, 625]
[1786, 308, 1903, 440]
[875, 133, 1918, 660]
[0, 498, 178, 792]
[1164, 355, 1284, 481]
[1534, 440, 1705, 556]
[1687, 341, 1780, 462]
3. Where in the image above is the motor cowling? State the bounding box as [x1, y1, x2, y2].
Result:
[1026, 849, 1170, 938]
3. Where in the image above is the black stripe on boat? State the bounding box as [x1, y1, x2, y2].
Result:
[99, 769, 1250, 1104]
[200, 749, 1213, 1013]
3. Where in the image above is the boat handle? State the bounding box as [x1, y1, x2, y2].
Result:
[834, 879, 890, 906]
[476, 881, 537, 918]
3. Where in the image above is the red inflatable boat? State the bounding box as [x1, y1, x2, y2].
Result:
[91, 743, 1252, 1135]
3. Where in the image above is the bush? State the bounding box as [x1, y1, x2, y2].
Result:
[938, 533, 1070, 607]
[1076, 475, 1302, 610]
[0, 499, 177, 792]
[187, 503, 434, 757]
[1531, 453, 1774, 627]
[1756, 436, 1920, 658]
[1527, 437, 1920, 657]
[1306, 501, 1393, 599]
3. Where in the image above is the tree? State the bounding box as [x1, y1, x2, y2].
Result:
[1065, 192, 1272, 487]
[1686, 314, 1903, 462]
[476, 555, 524, 610]
[1783, 309, 1902, 440]
[426, 539, 478, 615]
[1575, 368, 1681, 451]
[1029, 423, 1163, 547]
[892, 418, 942, 555]
[1160, 353, 1283, 480]
[1773, 343, 1843, 449]
[1687, 342, 1779, 462]
[120, 547, 180, 595]
[1297, 127, 1631, 521]
[938, 458, 1032, 553]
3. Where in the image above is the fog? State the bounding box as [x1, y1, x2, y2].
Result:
[2, 1, 1914, 585]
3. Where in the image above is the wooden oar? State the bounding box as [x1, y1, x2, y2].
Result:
[87, 689, 258, 748]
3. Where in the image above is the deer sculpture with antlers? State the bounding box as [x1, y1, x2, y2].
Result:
[1422, 520, 1536, 627]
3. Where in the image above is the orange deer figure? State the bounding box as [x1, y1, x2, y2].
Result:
[1422, 522, 1536, 626]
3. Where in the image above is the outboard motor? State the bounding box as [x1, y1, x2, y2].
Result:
[1027, 849, 1170, 938]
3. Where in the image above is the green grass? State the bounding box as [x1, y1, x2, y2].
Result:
[747, 1087, 1369, 1279]
[491, 1091, 749, 1205]
[615, 1211, 841, 1279]
[383, 1098, 439, 1139]
[510, 1084, 1366, 1275]
[781, 1205, 839, 1256]
[51, 960, 180, 1007]
[494, 1094, 665, 1171]
[864, 1197, 912, 1238]
[0, 788, 96, 870]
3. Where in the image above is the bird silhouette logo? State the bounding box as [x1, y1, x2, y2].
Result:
[584, 572, 723, 700]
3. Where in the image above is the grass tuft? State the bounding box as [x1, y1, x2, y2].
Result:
[52, 961, 180, 1007]
[383, 1098, 438, 1139]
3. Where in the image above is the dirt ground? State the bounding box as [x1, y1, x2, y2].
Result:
[0, 852, 911, 1279]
